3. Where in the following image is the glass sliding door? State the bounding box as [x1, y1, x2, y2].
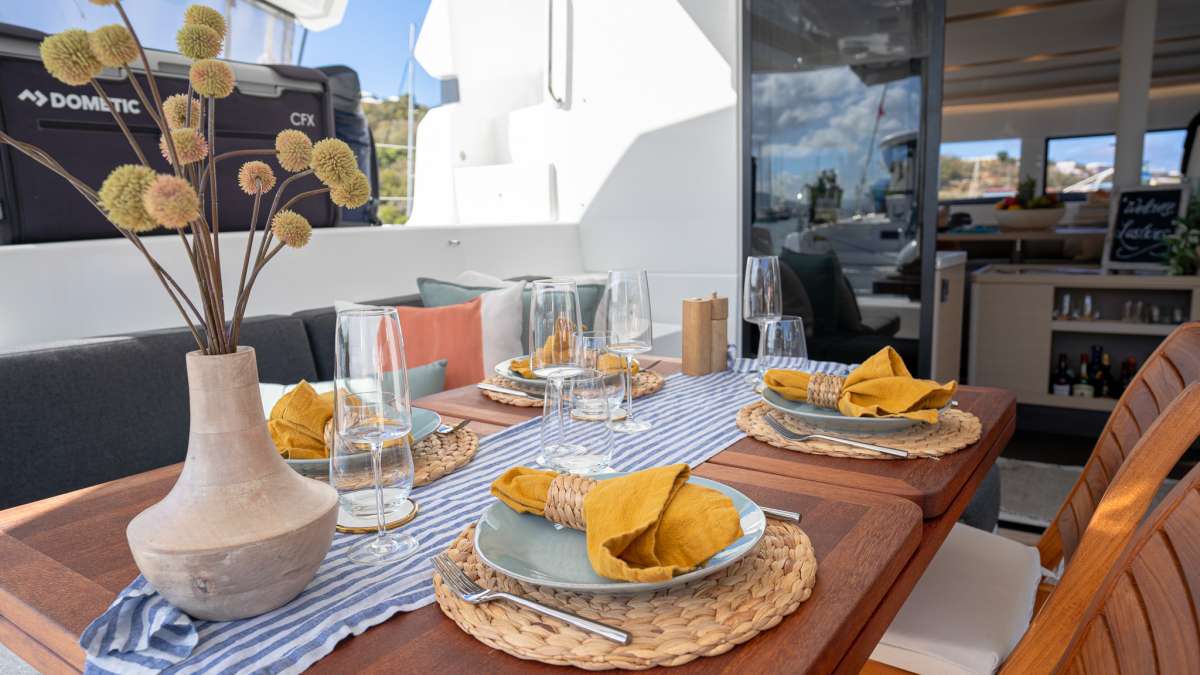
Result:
[741, 0, 944, 374]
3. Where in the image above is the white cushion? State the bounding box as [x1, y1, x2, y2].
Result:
[476, 282, 524, 371]
[454, 270, 512, 287]
[870, 523, 1041, 675]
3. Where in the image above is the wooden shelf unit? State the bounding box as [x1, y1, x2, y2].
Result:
[1050, 320, 1177, 336]
[969, 265, 1200, 413]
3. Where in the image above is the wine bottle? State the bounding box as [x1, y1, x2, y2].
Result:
[1051, 353, 1071, 396]
[1097, 351, 1113, 398]
[1073, 354, 1094, 397]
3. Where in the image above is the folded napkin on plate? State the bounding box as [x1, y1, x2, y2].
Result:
[509, 353, 638, 379]
[763, 346, 956, 423]
[491, 464, 742, 583]
[268, 380, 334, 459]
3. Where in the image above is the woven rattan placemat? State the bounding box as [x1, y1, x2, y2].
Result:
[432, 521, 816, 670]
[413, 428, 478, 486]
[480, 370, 666, 408]
[736, 401, 981, 459]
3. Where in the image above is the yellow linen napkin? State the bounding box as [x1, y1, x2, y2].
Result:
[268, 381, 335, 459]
[763, 346, 956, 423]
[490, 464, 743, 583]
[509, 353, 638, 379]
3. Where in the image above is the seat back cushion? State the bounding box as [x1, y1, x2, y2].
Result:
[0, 315, 317, 508]
[779, 251, 849, 336]
[294, 293, 423, 380]
[417, 276, 606, 346]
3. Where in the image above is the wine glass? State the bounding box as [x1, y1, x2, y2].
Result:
[333, 307, 418, 565]
[743, 256, 782, 384]
[529, 280, 584, 465]
[544, 368, 614, 474]
[605, 270, 653, 434]
[760, 316, 808, 376]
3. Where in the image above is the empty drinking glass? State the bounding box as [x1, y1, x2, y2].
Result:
[605, 270, 653, 434]
[759, 316, 808, 375]
[333, 307, 419, 565]
[543, 368, 614, 474]
[530, 280, 584, 465]
[575, 330, 627, 420]
[743, 256, 782, 384]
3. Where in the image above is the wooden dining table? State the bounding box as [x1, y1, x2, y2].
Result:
[0, 359, 1015, 674]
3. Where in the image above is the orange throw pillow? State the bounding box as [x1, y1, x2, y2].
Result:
[394, 297, 484, 389]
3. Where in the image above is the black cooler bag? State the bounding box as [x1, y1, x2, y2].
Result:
[0, 23, 338, 244]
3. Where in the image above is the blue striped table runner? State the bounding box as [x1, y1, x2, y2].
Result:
[81, 356, 849, 674]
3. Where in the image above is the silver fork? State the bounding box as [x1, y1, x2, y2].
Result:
[763, 414, 935, 460]
[432, 554, 631, 645]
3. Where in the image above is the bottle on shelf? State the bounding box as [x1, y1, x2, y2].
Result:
[1097, 351, 1113, 398]
[1089, 345, 1109, 398]
[1051, 353, 1072, 396]
[1073, 353, 1094, 397]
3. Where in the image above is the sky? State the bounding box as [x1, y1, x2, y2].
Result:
[0, 0, 441, 105]
[942, 130, 1186, 173]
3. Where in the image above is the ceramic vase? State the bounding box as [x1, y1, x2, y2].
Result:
[126, 347, 338, 621]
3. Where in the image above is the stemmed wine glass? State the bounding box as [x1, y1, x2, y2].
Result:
[605, 269, 653, 434]
[529, 280, 585, 465]
[333, 307, 418, 565]
[743, 256, 782, 384]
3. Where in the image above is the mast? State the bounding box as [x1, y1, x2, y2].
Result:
[405, 23, 416, 218]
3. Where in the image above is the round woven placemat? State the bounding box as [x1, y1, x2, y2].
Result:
[480, 370, 666, 408]
[736, 401, 981, 459]
[432, 521, 816, 670]
[413, 428, 478, 486]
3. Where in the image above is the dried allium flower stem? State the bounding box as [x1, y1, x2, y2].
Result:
[113, 1, 181, 176]
[256, 169, 313, 264]
[278, 187, 330, 214]
[205, 97, 225, 325]
[233, 185, 263, 327]
[123, 67, 161, 128]
[90, 80, 147, 166]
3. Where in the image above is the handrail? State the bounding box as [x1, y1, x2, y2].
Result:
[546, 0, 564, 107]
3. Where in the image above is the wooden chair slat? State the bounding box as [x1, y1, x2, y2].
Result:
[1077, 618, 1120, 674]
[1130, 533, 1200, 674]
[1162, 493, 1200, 615]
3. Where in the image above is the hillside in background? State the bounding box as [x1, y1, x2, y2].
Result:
[363, 96, 429, 224]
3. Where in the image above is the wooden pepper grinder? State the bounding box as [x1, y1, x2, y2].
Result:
[682, 297, 713, 376]
[709, 293, 728, 373]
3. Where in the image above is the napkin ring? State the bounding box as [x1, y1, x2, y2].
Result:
[544, 474, 596, 530]
[806, 373, 845, 409]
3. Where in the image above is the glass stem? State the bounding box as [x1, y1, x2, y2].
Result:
[554, 378, 566, 447]
[756, 319, 769, 378]
[624, 355, 635, 421]
[370, 440, 386, 540]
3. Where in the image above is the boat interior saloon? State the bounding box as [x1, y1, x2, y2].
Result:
[1, 0, 1199, 673]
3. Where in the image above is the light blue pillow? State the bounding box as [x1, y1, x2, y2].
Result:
[408, 358, 448, 400]
[416, 277, 604, 350]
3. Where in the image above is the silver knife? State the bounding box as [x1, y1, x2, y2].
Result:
[762, 507, 802, 523]
[478, 383, 544, 401]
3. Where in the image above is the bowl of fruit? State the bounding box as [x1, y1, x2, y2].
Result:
[993, 177, 1064, 230]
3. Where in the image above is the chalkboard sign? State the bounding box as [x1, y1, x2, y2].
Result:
[1103, 185, 1190, 271]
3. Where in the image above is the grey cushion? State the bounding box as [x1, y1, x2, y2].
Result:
[0, 315, 317, 509]
[293, 293, 423, 380]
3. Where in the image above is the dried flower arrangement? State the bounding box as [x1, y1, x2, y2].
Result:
[0, 1, 369, 354]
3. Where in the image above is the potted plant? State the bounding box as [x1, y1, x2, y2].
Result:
[1166, 182, 1200, 275]
[994, 175, 1064, 230]
[1, 1, 373, 620]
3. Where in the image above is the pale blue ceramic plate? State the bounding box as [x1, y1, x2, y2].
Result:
[760, 388, 922, 433]
[285, 407, 441, 481]
[494, 356, 546, 391]
[473, 473, 766, 593]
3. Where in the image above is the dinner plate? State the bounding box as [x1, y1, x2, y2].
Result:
[493, 356, 546, 391]
[473, 474, 766, 593]
[761, 388, 922, 434]
[285, 407, 441, 481]
[494, 356, 641, 392]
